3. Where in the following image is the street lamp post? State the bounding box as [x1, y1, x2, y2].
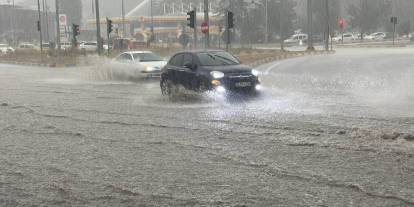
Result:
[121, 0, 125, 37]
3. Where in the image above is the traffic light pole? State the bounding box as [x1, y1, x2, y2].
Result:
[193, 8, 197, 49]
[106, 17, 111, 56]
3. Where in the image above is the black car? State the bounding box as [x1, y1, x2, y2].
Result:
[160, 50, 261, 98]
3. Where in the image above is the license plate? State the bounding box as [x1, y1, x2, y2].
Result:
[235, 82, 252, 87]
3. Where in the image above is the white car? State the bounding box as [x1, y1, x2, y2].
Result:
[18, 43, 36, 50]
[112, 51, 167, 79]
[0, 44, 15, 54]
[80, 42, 98, 52]
[332, 33, 355, 43]
[284, 34, 308, 45]
[365, 32, 386, 41]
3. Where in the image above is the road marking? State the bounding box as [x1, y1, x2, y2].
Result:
[263, 62, 282, 75]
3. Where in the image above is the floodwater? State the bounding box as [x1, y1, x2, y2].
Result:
[0, 48, 413, 206]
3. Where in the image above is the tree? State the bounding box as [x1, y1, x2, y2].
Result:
[347, 0, 392, 34]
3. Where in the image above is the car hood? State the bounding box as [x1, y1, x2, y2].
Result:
[202, 64, 252, 74]
[140, 61, 167, 69]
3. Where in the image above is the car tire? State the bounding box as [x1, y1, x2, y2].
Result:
[198, 80, 208, 92]
[161, 79, 178, 100]
[160, 78, 170, 96]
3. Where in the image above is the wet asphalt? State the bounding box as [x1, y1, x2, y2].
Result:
[0, 48, 414, 206]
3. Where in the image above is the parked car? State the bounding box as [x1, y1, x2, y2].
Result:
[112, 51, 167, 79]
[284, 34, 308, 45]
[0, 44, 15, 54]
[160, 50, 261, 99]
[18, 43, 36, 50]
[365, 32, 386, 41]
[79, 42, 98, 52]
[332, 33, 356, 43]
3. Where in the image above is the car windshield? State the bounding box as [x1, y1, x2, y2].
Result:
[197, 51, 240, 66]
[133, 52, 163, 62]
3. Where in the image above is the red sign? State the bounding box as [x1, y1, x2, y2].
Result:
[201, 22, 209, 34]
[338, 19, 346, 29]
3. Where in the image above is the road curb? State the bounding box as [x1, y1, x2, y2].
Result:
[336, 44, 407, 48]
[249, 50, 336, 68]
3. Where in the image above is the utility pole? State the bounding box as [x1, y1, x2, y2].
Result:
[325, 0, 329, 51]
[264, 0, 268, 44]
[307, 0, 314, 50]
[150, 0, 154, 42]
[37, 0, 43, 54]
[10, 0, 15, 47]
[43, 0, 50, 43]
[279, 0, 284, 50]
[95, 0, 102, 55]
[204, 0, 209, 48]
[121, 0, 125, 37]
[360, 0, 367, 41]
[55, 0, 61, 51]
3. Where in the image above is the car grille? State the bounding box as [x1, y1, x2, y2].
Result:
[223, 74, 256, 91]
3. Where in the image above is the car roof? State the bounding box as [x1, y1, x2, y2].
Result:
[174, 49, 226, 54]
[124, 51, 153, 54]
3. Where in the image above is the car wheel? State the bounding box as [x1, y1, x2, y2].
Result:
[198, 80, 208, 92]
[160, 78, 170, 96]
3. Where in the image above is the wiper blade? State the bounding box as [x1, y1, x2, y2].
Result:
[213, 54, 238, 64]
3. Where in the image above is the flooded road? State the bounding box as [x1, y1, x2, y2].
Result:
[1, 48, 414, 206]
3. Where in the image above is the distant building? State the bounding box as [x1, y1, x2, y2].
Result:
[0, 4, 55, 45]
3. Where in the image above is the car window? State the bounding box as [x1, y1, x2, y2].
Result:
[169, 54, 184, 67]
[123, 54, 133, 61]
[183, 54, 193, 66]
[116, 53, 132, 62]
[133, 52, 163, 62]
[197, 51, 240, 66]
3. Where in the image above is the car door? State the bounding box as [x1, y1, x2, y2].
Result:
[166, 54, 184, 85]
[182, 53, 197, 90]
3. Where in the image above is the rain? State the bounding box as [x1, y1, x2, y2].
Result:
[1, 0, 414, 206]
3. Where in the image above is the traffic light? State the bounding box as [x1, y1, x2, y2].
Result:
[227, 11, 234, 29]
[107, 18, 113, 34]
[72, 24, 80, 36]
[36, 21, 41, 31]
[187, 10, 195, 28]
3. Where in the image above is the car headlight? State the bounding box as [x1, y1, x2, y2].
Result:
[210, 71, 225, 79]
[145, 66, 156, 72]
[251, 69, 260, 76]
